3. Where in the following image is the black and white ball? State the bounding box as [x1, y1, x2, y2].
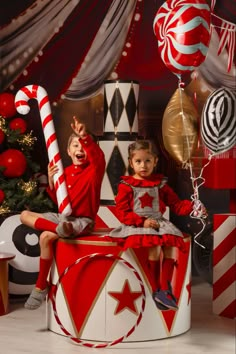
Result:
[201, 88, 236, 155]
[0, 213, 40, 295]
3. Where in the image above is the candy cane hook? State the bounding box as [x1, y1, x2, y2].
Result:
[15, 85, 72, 216]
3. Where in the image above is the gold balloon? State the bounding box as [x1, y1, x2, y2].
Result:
[162, 88, 198, 166]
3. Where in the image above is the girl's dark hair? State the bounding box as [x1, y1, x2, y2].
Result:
[127, 140, 159, 175]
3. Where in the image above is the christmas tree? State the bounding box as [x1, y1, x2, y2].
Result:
[0, 92, 56, 214]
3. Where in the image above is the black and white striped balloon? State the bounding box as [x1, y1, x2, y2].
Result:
[201, 88, 236, 154]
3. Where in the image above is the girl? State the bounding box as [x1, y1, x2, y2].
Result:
[109, 140, 206, 311]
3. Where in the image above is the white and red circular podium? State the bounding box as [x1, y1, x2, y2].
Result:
[46, 227, 191, 347]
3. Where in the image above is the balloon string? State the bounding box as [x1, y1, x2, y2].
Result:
[178, 77, 192, 164]
[177, 76, 206, 248]
[192, 218, 206, 249]
[177, 76, 214, 249]
[189, 153, 215, 248]
[190, 152, 215, 197]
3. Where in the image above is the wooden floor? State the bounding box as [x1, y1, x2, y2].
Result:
[0, 277, 235, 354]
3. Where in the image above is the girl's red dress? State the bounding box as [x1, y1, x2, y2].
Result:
[107, 174, 193, 252]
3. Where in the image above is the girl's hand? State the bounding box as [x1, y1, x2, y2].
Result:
[47, 163, 59, 190]
[143, 218, 160, 229]
[71, 116, 87, 138]
[201, 205, 208, 218]
[192, 200, 208, 219]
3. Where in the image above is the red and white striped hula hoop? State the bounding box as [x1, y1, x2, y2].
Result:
[51, 252, 146, 348]
[14, 85, 72, 216]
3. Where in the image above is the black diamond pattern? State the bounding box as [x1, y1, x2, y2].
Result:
[103, 90, 108, 127]
[106, 145, 126, 196]
[109, 88, 124, 127]
[125, 87, 137, 128]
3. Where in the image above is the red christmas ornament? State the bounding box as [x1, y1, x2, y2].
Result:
[9, 117, 27, 134]
[0, 92, 17, 118]
[0, 149, 27, 178]
[0, 189, 5, 204]
[0, 129, 5, 144]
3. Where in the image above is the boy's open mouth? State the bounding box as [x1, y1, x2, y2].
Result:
[76, 154, 85, 160]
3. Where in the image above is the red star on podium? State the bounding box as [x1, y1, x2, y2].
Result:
[108, 279, 143, 315]
[139, 192, 154, 208]
[186, 278, 191, 305]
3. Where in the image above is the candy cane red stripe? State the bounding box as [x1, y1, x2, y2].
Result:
[22, 85, 37, 99]
[54, 180, 60, 191]
[51, 252, 146, 348]
[32, 84, 39, 97]
[54, 174, 66, 190]
[46, 133, 57, 149]
[59, 196, 71, 211]
[42, 114, 53, 129]
[52, 152, 61, 164]
[39, 95, 49, 110]
[58, 173, 66, 185]
[15, 100, 29, 109]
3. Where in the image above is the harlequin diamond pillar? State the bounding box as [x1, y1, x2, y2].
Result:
[100, 80, 140, 205]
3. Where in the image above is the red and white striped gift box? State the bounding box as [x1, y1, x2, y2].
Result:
[213, 214, 236, 319]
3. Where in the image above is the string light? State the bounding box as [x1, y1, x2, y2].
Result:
[18, 131, 37, 148]
[0, 116, 7, 132]
[111, 0, 143, 80]
[18, 180, 37, 196]
[0, 203, 11, 214]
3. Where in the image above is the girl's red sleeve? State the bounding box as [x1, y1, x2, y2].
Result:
[115, 183, 146, 226]
[159, 184, 193, 215]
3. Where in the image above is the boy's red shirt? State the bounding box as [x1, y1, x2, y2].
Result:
[47, 135, 105, 219]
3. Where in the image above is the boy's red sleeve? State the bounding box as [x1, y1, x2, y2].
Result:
[80, 135, 105, 173]
[46, 186, 58, 205]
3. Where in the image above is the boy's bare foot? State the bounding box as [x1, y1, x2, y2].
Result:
[62, 222, 73, 237]
[56, 221, 74, 238]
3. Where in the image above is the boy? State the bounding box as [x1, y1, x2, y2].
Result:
[21, 117, 105, 309]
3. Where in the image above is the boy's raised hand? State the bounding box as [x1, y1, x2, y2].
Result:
[71, 116, 87, 138]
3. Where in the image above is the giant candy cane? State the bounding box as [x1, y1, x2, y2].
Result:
[15, 85, 72, 216]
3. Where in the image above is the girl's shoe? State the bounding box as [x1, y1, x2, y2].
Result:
[152, 285, 178, 311]
[152, 292, 170, 311]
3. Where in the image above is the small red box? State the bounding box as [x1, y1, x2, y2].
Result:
[202, 158, 236, 189]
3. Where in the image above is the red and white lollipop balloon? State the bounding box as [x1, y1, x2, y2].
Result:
[153, 0, 211, 76]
